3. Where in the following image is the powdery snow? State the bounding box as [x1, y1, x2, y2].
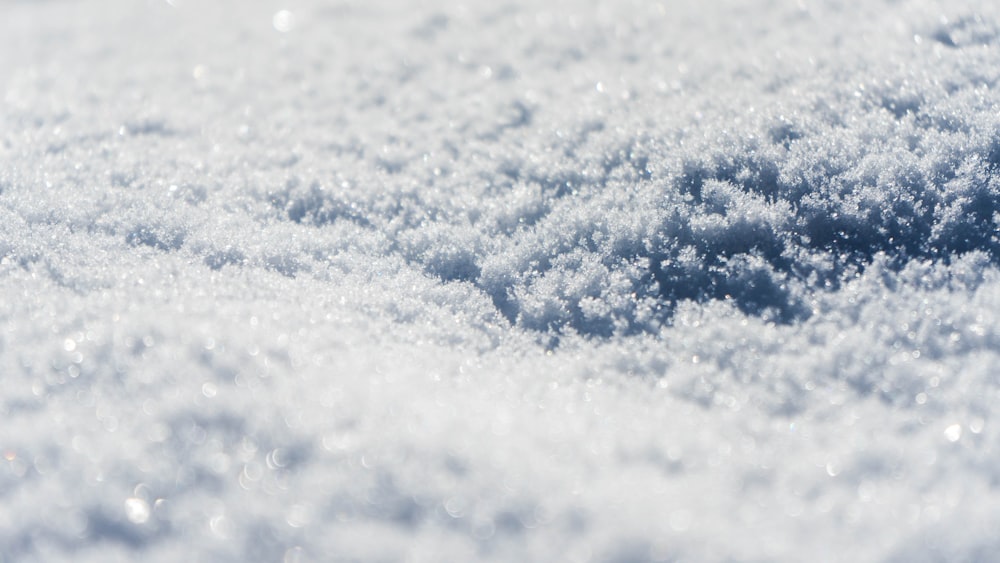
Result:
[3, 0, 1000, 561]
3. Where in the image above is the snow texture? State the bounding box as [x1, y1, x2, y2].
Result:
[4, 0, 1000, 561]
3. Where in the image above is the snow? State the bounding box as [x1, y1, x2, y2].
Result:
[4, 0, 1000, 560]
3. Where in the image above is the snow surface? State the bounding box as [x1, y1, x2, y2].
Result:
[4, 0, 1000, 560]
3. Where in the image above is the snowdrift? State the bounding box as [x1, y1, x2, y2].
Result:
[4, 0, 1000, 561]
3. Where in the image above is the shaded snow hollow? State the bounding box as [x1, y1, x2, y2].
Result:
[4, 0, 1000, 561]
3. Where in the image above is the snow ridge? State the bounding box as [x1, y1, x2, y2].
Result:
[270, 8, 1000, 338]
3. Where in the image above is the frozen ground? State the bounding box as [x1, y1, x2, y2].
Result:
[4, 0, 1000, 560]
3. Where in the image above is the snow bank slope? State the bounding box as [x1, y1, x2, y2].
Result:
[4, 0, 1000, 561]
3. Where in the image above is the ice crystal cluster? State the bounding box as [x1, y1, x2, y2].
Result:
[4, 0, 1000, 561]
